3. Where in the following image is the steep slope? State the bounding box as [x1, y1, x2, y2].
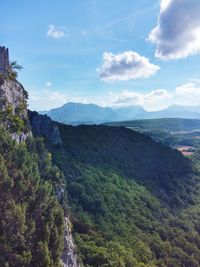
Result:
[0, 76, 65, 267]
[0, 128, 65, 267]
[28, 111, 62, 145]
[55, 124, 194, 204]
[36, 122, 200, 267]
[105, 118, 200, 149]
[0, 75, 80, 267]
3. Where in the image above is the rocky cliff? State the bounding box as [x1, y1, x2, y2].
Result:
[61, 217, 81, 267]
[0, 79, 30, 142]
[29, 110, 62, 145]
[0, 77, 80, 267]
[0, 79, 27, 110]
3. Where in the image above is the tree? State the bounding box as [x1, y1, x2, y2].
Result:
[7, 61, 23, 80]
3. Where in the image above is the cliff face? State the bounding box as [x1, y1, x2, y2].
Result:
[61, 217, 81, 267]
[0, 79, 27, 110]
[0, 79, 30, 142]
[0, 77, 80, 267]
[29, 111, 62, 145]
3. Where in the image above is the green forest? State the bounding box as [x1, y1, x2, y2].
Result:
[45, 124, 200, 267]
[105, 118, 200, 132]
[3, 111, 200, 267]
[0, 127, 65, 267]
[105, 118, 200, 149]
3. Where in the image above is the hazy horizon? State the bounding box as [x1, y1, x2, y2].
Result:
[35, 101, 200, 113]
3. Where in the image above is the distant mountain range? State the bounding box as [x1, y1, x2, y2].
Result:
[39, 102, 200, 125]
[139, 105, 200, 120]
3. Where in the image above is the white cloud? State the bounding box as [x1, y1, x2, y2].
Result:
[98, 51, 160, 82]
[109, 89, 171, 110]
[108, 80, 200, 110]
[176, 82, 200, 96]
[28, 89, 106, 111]
[148, 0, 200, 60]
[160, 0, 172, 12]
[174, 81, 200, 106]
[47, 25, 66, 39]
[29, 90, 69, 110]
[45, 81, 52, 87]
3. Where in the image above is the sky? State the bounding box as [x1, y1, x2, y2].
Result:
[1, 0, 200, 111]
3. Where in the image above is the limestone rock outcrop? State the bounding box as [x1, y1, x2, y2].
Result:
[61, 217, 81, 267]
[29, 111, 62, 145]
[0, 79, 27, 110]
[0, 79, 30, 142]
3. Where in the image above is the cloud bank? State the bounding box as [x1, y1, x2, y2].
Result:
[28, 81, 200, 112]
[110, 80, 200, 110]
[149, 0, 200, 59]
[110, 89, 171, 110]
[98, 51, 160, 82]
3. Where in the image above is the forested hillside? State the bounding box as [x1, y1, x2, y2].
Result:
[105, 118, 200, 149]
[0, 73, 66, 266]
[45, 123, 200, 267]
[0, 127, 65, 267]
[105, 118, 200, 132]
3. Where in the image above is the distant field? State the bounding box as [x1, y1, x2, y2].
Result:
[175, 146, 196, 156]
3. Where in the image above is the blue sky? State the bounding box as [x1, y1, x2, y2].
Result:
[1, 0, 200, 111]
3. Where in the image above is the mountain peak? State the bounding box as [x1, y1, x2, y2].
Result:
[42, 102, 146, 125]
